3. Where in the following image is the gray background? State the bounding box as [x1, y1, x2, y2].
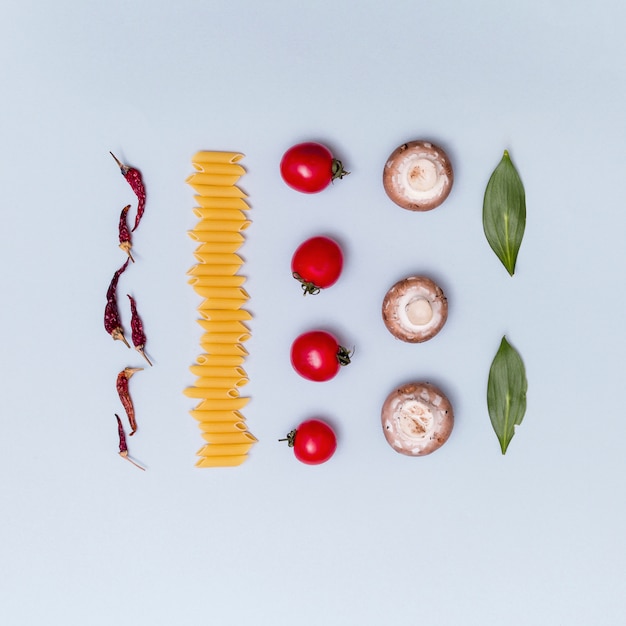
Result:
[1, 1, 624, 624]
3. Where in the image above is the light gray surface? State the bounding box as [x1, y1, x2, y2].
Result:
[1, 1, 625, 624]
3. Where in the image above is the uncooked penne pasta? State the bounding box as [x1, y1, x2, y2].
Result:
[197, 309, 252, 322]
[188, 263, 241, 276]
[192, 151, 244, 166]
[188, 183, 247, 198]
[183, 386, 240, 400]
[189, 162, 245, 176]
[188, 251, 244, 265]
[189, 365, 247, 378]
[194, 196, 250, 210]
[198, 441, 256, 455]
[196, 397, 250, 412]
[191, 241, 243, 254]
[187, 273, 246, 288]
[200, 431, 258, 445]
[196, 420, 248, 433]
[190, 216, 252, 236]
[199, 340, 249, 356]
[198, 331, 250, 345]
[195, 355, 246, 369]
[197, 297, 248, 310]
[187, 171, 243, 186]
[196, 319, 249, 334]
[189, 409, 246, 422]
[196, 454, 248, 468]
[187, 150, 255, 467]
[192, 208, 248, 222]
[192, 376, 247, 389]
[195, 233, 245, 247]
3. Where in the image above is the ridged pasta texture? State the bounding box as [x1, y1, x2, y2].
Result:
[185, 151, 256, 467]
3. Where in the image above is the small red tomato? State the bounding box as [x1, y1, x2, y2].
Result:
[290, 330, 351, 382]
[280, 142, 349, 193]
[280, 419, 337, 465]
[291, 236, 344, 295]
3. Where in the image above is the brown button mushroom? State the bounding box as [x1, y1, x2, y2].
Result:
[383, 140, 453, 211]
[381, 382, 454, 456]
[382, 276, 448, 343]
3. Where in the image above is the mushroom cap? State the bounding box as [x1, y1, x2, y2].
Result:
[381, 382, 454, 456]
[382, 276, 448, 343]
[382, 140, 453, 211]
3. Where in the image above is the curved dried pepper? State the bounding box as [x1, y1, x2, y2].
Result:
[104, 259, 130, 347]
[116, 367, 143, 436]
[127, 294, 152, 366]
[115, 414, 145, 470]
[118, 204, 134, 262]
[110, 152, 146, 232]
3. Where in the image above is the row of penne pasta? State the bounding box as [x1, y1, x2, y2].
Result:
[184, 151, 257, 467]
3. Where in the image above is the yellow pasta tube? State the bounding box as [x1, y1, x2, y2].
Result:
[190, 217, 252, 232]
[187, 252, 244, 265]
[189, 162, 246, 176]
[196, 397, 250, 411]
[187, 183, 247, 198]
[196, 420, 248, 433]
[196, 319, 249, 334]
[192, 376, 247, 389]
[183, 386, 240, 400]
[187, 172, 244, 187]
[194, 196, 250, 210]
[190, 409, 246, 422]
[196, 454, 248, 468]
[194, 233, 245, 246]
[199, 342, 248, 357]
[195, 353, 246, 366]
[188, 276, 246, 289]
[188, 263, 241, 277]
[197, 297, 248, 310]
[198, 441, 256, 455]
[192, 208, 248, 222]
[192, 151, 244, 166]
[200, 431, 258, 445]
[193, 286, 248, 299]
[199, 331, 250, 345]
[189, 365, 247, 379]
[189, 241, 242, 254]
[197, 309, 252, 322]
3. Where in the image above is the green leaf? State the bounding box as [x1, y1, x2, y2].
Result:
[483, 150, 526, 276]
[487, 336, 528, 454]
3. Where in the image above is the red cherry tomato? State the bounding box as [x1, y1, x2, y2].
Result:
[290, 330, 351, 382]
[281, 419, 337, 465]
[291, 236, 344, 295]
[280, 142, 349, 193]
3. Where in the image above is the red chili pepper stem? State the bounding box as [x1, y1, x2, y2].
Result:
[137, 348, 152, 367]
[110, 151, 130, 175]
[112, 327, 131, 348]
[115, 414, 145, 471]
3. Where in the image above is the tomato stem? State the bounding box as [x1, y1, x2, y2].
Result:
[331, 159, 349, 182]
[292, 272, 321, 296]
[278, 429, 297, 447]
[336, 346, 352, 367]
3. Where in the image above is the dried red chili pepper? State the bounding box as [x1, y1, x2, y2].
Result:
[115, 414, 145, 470]
[110, 152, 146, 232]
[118, 204, 134, 262]
[127, 294, 152, 366]
[116, 367, 143, 436]
[104, 259, 130, 347]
